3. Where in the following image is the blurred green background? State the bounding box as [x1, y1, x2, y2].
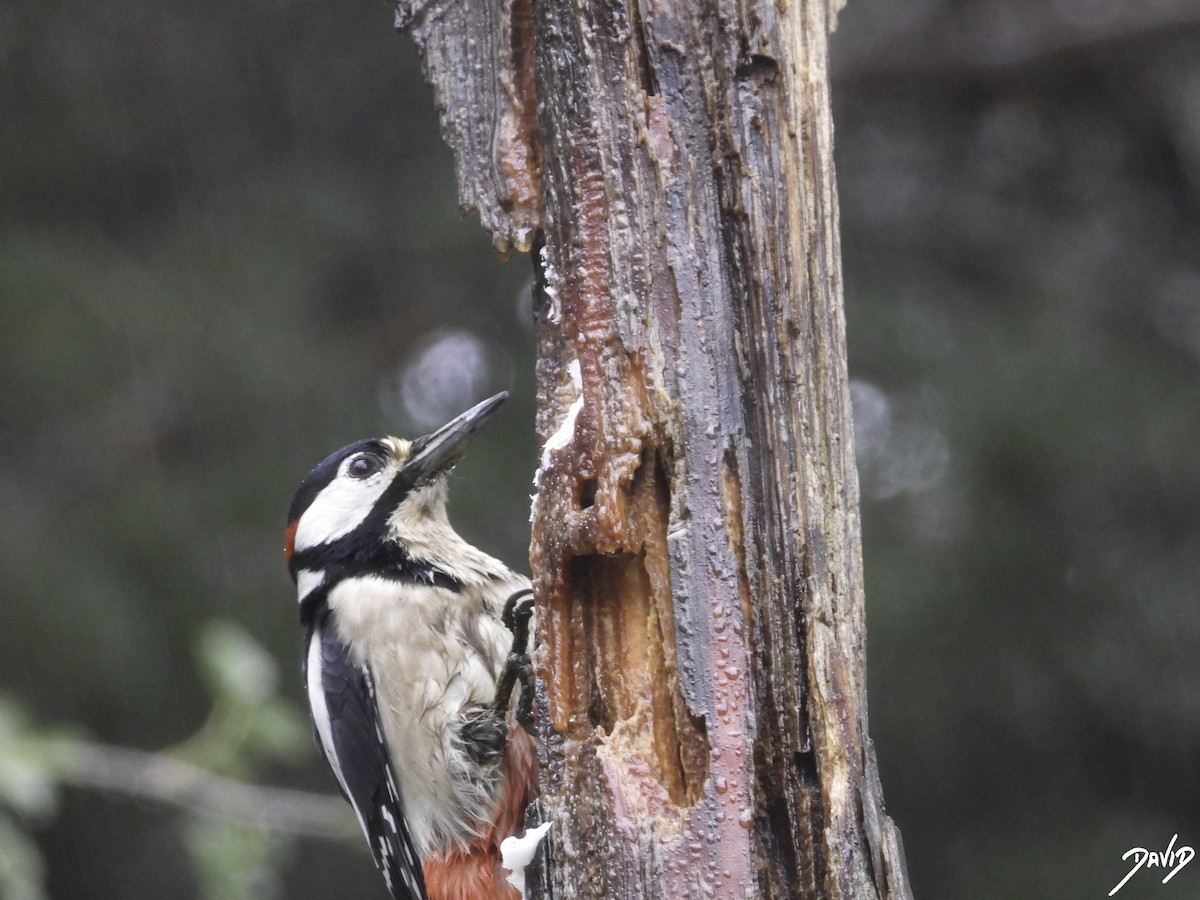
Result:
[1, 0, 1197, 898]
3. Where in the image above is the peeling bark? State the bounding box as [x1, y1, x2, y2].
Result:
[400, 0, 912, 897]
[396, 0, 542, 254]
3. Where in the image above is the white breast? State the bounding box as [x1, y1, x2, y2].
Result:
[326, 570, 531, 856]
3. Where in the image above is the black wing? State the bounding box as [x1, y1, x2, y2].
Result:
[304, 609, 426, 900]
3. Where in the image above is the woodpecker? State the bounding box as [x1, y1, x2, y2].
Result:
[285, 392, 538, 900]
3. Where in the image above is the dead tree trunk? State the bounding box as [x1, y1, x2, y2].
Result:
[398, 0, 912, 897]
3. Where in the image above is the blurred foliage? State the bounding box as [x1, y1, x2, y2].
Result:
[0, 813, 49, 900]
[184, 820, 293, 900]
[0, 623, 319, 898]
[0, 701, 72, 900]
[177, 623, 311, 900]
[0, 701, 76, 822]
[179, 622, 309, 778]
[0, 0, 1197, 897]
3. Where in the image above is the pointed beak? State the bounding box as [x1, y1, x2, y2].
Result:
[404, 392, 508, 483]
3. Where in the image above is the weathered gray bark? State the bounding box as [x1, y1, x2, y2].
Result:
[399, 0, 911, 897]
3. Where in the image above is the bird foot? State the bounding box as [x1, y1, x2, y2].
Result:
[495, 589, 536, 734]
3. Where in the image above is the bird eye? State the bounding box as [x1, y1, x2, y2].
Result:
[347, 455, 381, 479]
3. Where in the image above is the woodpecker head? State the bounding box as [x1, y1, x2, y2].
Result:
[285, 392, 509, 608]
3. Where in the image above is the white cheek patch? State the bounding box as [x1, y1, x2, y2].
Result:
[293, 471, 391, 552]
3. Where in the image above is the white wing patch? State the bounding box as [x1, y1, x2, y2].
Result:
[306, 624, 368, 839]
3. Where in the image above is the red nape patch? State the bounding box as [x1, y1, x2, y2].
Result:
[284, 519, 299, 570]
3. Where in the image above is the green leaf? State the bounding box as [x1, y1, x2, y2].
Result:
[196, 622, 281, 709]
[0, 698, 75, 820]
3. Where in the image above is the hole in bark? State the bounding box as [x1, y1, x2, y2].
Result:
[570, 551, 643, 735]
[579, 478, 597, 509]
[736, 53, 778, 84]
[562, 452, 708, 807]
[628, 0, 659, 96]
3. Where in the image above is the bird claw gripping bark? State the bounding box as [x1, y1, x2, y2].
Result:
[496, 589, 536, 734]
